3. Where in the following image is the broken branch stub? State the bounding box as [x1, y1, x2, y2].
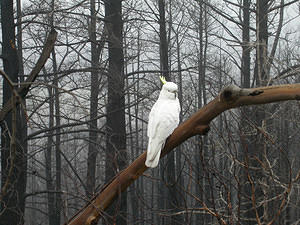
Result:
[220, 84, 264, 102]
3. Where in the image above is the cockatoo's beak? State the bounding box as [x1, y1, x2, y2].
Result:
[172, 91, 178, 99]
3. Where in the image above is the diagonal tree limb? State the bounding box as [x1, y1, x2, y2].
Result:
[65, 83, 300, 225]
[0, 29, 58, 122]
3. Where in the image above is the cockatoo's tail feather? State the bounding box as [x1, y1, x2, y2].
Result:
[145, 139, 165, 168]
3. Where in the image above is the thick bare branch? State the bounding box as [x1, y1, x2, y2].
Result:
[64, 83, 300, 225]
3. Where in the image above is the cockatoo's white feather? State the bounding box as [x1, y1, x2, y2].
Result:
[145, 81, 180, 168]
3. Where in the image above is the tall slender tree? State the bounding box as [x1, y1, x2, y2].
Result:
[157, 0, 179, 224]
[241, 0, 251, 89]
[86, 0, 100, 198]
[105, 0, 127, 224]
[239, 0, 252, 223]
[45, 77, 56, 225]
[51, 2, 62, 223]
[194, 0, 209, 223]
[0, 0, 27, 224]
[242, 0, 269, 223]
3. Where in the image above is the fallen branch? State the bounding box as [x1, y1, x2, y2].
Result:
[65, 83, 300, 225]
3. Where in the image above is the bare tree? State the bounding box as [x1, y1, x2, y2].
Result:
[157, 1, 179, 224]
[2, 1, 300, 224]
[1, 1, 27, 224]
[86, 0, 100, 198]
[0, 26, 57, 225]
[64, 82, 300, 225]
[104, 0, 127, 224]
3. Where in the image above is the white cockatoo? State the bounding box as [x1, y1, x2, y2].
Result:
[145, 76, 181, 168]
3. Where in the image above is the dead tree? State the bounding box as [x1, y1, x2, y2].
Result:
[65, 83, 300, 225]
[0, 29, 57, 225]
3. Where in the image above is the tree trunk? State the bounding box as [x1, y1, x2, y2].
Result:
[45, 79, 56, 225]
[157, 1, 178, 224]
[86, 0, 100, 198]
[242, 1, 269, 223]
[48, 2, 62, 223]
[53, 47, 62, 225]
[158, 0, 170, 81]
[104, 0, 127, 224]
[241, 0, 251, 89]
[175, 30, 185, 224]
[0, 0, 27, 224]
[255, 0, 268, 86]
[195, 1, 208, 223]
[239, 0, 252, 223]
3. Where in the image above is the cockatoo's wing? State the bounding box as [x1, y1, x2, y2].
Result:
[147, 101, 159, 138]
[146, 100, 180, 168]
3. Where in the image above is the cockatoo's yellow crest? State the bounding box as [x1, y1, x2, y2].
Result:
[159, 76, 167, 84]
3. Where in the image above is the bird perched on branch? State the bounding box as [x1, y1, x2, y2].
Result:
[145, 76, 181, 168]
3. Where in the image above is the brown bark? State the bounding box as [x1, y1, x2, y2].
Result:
[65, 83, 300, 225]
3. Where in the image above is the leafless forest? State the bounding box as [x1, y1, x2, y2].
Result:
[1, 0, 300, 225]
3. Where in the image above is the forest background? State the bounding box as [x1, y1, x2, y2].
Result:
[1, 0, 300, 225]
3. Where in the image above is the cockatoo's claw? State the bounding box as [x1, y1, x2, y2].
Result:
[159, 76, 167, 84]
